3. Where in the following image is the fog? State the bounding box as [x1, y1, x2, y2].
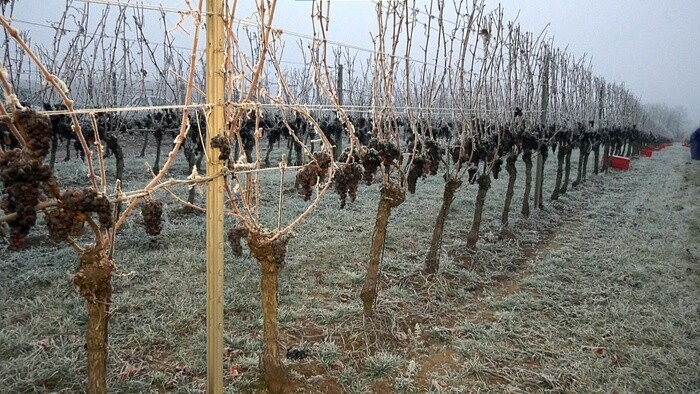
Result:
[5, 0, 700, 129]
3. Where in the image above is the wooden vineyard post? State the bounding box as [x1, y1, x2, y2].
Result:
[534, 50, 549, 210]
[337, 64, 344, 105]
[597, 84, 606, 174]
[205, 0, 225, 392]
[335, 64, 344, 158]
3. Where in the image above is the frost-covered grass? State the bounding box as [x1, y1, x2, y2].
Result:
[1, 140, 699, 393]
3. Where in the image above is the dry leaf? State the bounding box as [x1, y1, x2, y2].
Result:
[36, 338, 54, 353]
[223, 347, 242, 359]
[164, 379, 177, 390]
[117, 363, 139, 382]
[431, 379, 446, 391]
[228, 364, 241, 378]
[331, 360, 344, 370]
[610, 354, 622, 367]
[306, 375, 323, 384]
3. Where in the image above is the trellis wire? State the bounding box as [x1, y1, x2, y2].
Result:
[38, 102, 548, 118]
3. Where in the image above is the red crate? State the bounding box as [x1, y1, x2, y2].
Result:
[640, 148, 653, 157]
[609, 155, 630, 170]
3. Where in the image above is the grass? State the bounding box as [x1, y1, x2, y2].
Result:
[1, 137, 699, 393]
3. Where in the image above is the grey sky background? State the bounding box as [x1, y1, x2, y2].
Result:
[8, 0, 700, 129]
[277, 0, 700, 127]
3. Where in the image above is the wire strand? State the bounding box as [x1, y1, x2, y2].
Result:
[38, 101, 545, 118]
[73, 0, 205, 15]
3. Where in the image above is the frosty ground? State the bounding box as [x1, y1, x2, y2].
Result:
[1, 142, 698, 393]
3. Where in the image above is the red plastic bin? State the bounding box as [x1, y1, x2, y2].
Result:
[640, 148, 653, 157]
[609, 155, 630, 170]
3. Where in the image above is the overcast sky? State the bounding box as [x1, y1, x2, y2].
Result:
[6, 0, 700, 128]
[498, 0, 700, 128]
[276, 0, 700, 127]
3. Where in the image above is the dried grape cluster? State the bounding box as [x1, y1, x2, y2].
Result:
[360, 139, 400, 186]
[227, 226, 248, 257]
[296, 152, 331, 201]
[45, 188, 113, 242]
[360, 148, 381, 185]
[333, 150, 363, 207]
[272, 234, 291, 268]
[44, 208, 84, 240]
[369, 139, 401, 166]
[64, 189, 112, 228]
[15, 107, 53, 159]
[286, 347, 309, 360]
[467, 166, 479, 183]
[450, 145, 471, 170]
[520, 132, 538, 151]
[423, 140, 444, 175]
[334, 162, 363, 209]
[492, 158, 503, 179]
[210, 135, 230, 160]
[0, 108, 57, 250]
[539, 142, 549, 162]
[407, 155, 427, 194]
[314, 151, 332, 169]
[211, 135, 232, 165]
[141, 199, 163, 236]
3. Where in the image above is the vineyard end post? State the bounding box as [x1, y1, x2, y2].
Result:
[206, 0, 225, 392]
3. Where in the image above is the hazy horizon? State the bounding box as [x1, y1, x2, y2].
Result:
[5, 0, 700, 131]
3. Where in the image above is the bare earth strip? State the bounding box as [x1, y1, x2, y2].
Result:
[505, 147, 700, 393]
[386, 146, 700, 393]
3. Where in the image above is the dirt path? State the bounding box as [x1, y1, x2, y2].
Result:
[514, 145, 700, 392]
[395, 146, 700, 393]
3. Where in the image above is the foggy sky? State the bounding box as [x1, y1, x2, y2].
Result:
[498, 0, 700, 128]
[277, 0, 700, 128]
[6, 0, 700, 128]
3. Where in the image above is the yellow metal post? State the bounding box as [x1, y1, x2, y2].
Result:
[206, 0, 225, 392]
